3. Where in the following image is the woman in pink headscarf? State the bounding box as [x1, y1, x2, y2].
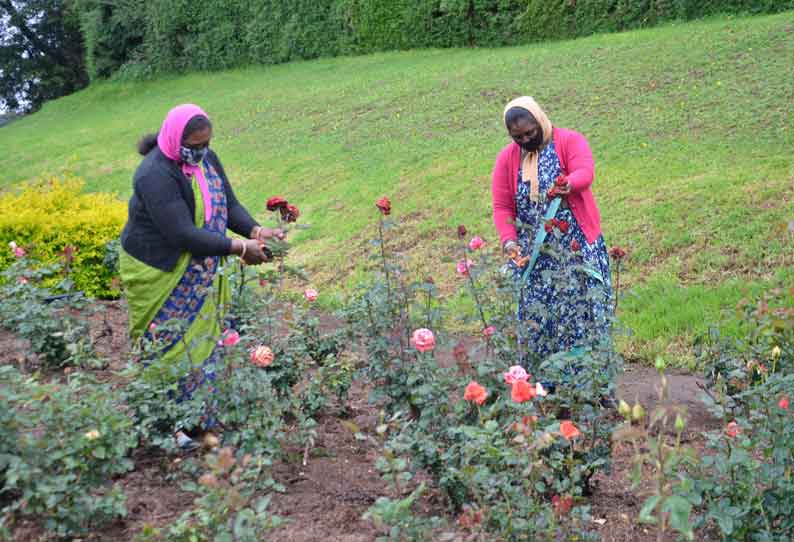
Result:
[119, 104, 278, 448]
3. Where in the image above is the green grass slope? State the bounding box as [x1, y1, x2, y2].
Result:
[2, 13, 793, 362]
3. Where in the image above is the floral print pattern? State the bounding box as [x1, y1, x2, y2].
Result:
[512, 141, 613, 364]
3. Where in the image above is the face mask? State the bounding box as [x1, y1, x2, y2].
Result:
[518, 131, 544, 153]
[180, 145, 208, 166]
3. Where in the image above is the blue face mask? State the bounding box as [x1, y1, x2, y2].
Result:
[179, 145, 208, 166]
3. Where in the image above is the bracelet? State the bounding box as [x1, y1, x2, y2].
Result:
[239, 242, 247, 261]
[251, 225, 261, 239]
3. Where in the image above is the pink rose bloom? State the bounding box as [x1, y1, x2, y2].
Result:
[219, 329, 240, 347]
[9, 241, 25, 258]
[468, 236, 485, 251]
[410, 328, 436, 353]
[483, 326, 496, 338]
[503, 365, 530, 385]
[17, 277, 28, 285]
[304, 287, 318, 302]
[456, 259, 474, 277]
[250, 345, 275, 367]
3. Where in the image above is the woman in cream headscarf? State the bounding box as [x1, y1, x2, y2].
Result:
[491, 96, 612, 363]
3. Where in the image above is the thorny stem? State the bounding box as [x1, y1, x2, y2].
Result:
[236, 259, 246, 300]
[378, 218, 392, 311]
[614, 261, 622, 312]
[425, 287, 432, 329]
[460, 239, 488, 330]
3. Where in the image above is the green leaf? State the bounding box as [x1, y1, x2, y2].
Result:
[638, 495, 662, 524]
[661, 496, 693, 539]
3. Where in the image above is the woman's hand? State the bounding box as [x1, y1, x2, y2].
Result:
[554, 175, 571, 196]
[233, 239, 270, 265]
[251, 226, 285, 242]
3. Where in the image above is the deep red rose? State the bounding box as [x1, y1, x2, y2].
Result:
[609, 246, 627, 260]
[280, 204, 300, 223]
[570, 239, 581, 252]
[558, 220, 569, 233]
[376, 197, 391, 216]
[266, 196, 288, 211]
[457, 225, 468, 238]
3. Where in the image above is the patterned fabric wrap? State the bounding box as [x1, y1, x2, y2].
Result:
[511, 141, 613, 364]
[143, 160, 229, 421]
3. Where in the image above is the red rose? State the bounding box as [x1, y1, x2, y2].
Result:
[375, 197, 391, 216]
[779, 396, 789, 410]
[457, 225, 468, 238]
[266, 196, 288, 211]
[557, 220, 569, 233]
[570, 239, 581, 252]
[280, 204, 300, 223]
[546, 188, 558, 200]
[544, 221, 554, 234]
[552, 495, 573, 516]
[609, 246, 627, 260]
[725, 421, 741, 438]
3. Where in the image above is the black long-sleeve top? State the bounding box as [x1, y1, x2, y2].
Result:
[120, 147, 258, 271]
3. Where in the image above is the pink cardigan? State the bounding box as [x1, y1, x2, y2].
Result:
[491, 127, 602, 245]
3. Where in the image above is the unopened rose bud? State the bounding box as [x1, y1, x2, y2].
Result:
[772, 346, 782, 359]
[618, 400, 631, 419]
[631, 403, 645, 422]
[674, 414, 685, 433]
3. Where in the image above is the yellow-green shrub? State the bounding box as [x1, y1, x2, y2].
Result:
[0, 177, 125, 298]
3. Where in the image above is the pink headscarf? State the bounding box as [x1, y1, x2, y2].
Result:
[156, 104, 213, 224]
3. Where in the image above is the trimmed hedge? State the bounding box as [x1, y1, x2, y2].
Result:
[73, 0, 794, 80]
[0, 178, 125, 298]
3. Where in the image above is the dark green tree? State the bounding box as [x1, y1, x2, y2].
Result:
[0, 0, 88, 113]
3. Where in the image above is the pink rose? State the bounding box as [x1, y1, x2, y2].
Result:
[304, 287, 318, 302]
[9, 241, 25, 258]
[503, 365, 530, 385]
[17, 277, 28, 285]
[483, 326, 496, 338]
[410, 328, 436, 353]
[219, 329, 240, 347]
[250, 345, 275, 367]
[456, 259, 474, 277]
[468, 236, 485, 251]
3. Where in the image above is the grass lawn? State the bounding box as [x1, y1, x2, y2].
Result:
[1, 12, 792, 363]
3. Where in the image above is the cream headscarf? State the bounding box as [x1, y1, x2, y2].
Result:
[503, 96, 553, 202]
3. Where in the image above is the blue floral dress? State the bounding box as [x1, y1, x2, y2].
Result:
[512, 142, 613, 363]
[142, 159, 230, 425]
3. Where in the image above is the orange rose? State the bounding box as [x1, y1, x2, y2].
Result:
[511, 380, 536, 403]
[464, 381, 488, 406]
[559, 420, 581, 440]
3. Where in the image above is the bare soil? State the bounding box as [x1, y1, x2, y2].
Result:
[0, 302, 719, 542]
